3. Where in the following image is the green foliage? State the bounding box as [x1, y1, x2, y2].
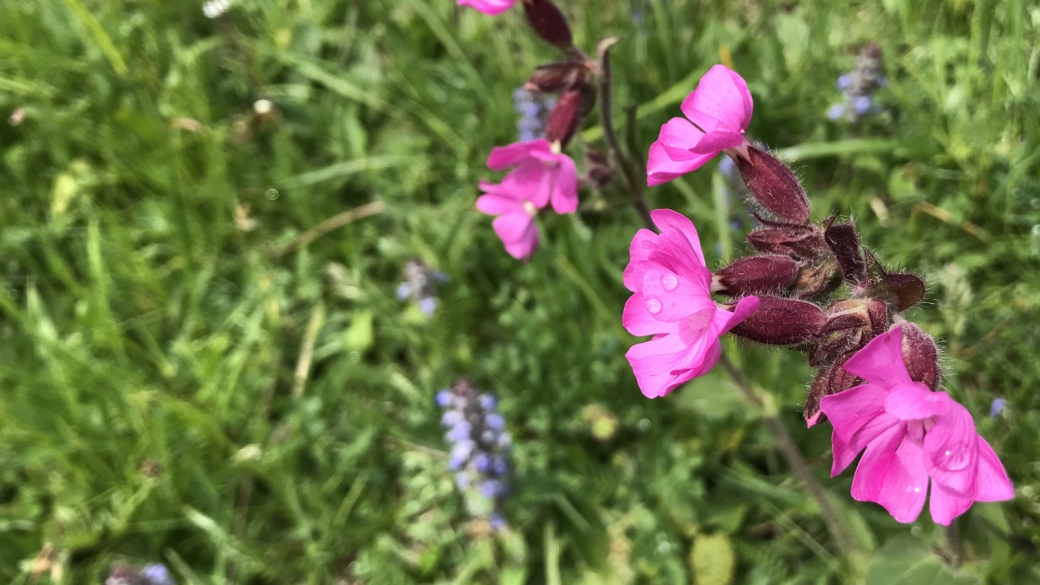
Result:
[0, 0, 1038, 582]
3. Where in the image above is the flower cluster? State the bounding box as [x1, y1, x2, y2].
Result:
[513, 87, 556, 142]
[107, 563, 175, 585]
[396, 259, 449, 316]
[628, 63, 1013, 525]
[437, 379, 511, 529]
[828, 43, 886, 122]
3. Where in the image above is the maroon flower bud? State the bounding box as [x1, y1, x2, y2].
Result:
[862, 250, 927, 312]
[729, 296, 826, 345]
[867, 297, 888, 337]
[734, 145, 811, 224]
[522, 0, 573, 51]
[792, 256, 841, 299]
[714, 255, 798, 296]
[821, 298, 873, 335]
[524, 62, 587, 93]
[823, 220, 866, 285]
[809, 298, 886, 367]
[545, 87, 583, 146]
[900, 322, 940, 390]
[805, 358, 860, 426]
[746, 224, 826, 259]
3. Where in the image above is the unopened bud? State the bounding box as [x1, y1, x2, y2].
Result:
[805, 359, 859, 426]
[899, 322, 939, 390]
[544, 87, 583, 146]
[714, 255, 798, 296]
[823, 220, 866, 284]
[792, 256, 841, 299]
[524, 62, 586, 93]
[729, 296, 826, 345]
[734, 145, 810, 224]
[746, 221, 826, 259]
[862, 250, 926, 312]
[522, 0, 573, 50]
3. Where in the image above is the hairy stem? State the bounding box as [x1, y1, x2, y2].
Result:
[719, 353, 857, 557]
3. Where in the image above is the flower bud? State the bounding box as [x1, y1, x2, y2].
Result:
[746, 221, 826, 259]
[823, 220, 866, 285]
[734, 145, 811, 224]
[899, 322, 940, 390]
[524, 62, 586, 93]
[729, 296, 826, 345]
[714, 255, 798, 296]
[804, 359, 859, 427]
[862, 250, 926, 312]
[792, 256, 841, 299]
[522, 0, 573, 50]
[545, 87, 583, 146]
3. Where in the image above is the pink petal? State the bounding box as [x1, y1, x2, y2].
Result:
[649, 232, 711, 285]
[657, 117, 707, 161]
[502, 218, 538, 260]
[669, 340, 722, 380]
[851, 424, 927, 523]
[476, 193, 522, 216]
[883, 382, 953, 421]
[831, 430, 859, 476]
[549, 155, 579, 214]
[487, 140, 546, 170]
[626, 331, 712, 398]
[491, 211, 533, 245]
[690, 131, 747, 154]
[842, 327, 913, 388]
[640, 268, 715, 323]
[819, 383, 888, 444]
[622, 292, 677, 337]
[650, 209, 707, 267]
[929, 481, 976, 526]
[647, 142, 716, 186]
[712, 295, 760, 335]
[623, 230, 658, 292]
[457, 0, 517, 15]
[680, 64, 754, 134]
[973, 436, 1014, 502]
[925, 400, 978, 493]
[875, 434, 929, 523]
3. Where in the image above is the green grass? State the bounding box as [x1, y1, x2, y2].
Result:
[1, 0, 1039, 582]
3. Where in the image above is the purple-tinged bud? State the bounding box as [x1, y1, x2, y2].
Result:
[544, 87, 583, 147]
[793, 257, 841, 299]
[746, 218, 826, 259]
[521, 0, 573, 50]
[733, 145, 811, 224]
[862, 250, 926, 312]
[804, 359, 860, 427]
[899, 322, 939, 391]
[729, 296, 826, 345]
[524, 61, 586, 93]
[823, 220, 866, 284]
[867, 297, 888, 337]
[714, 255, 799, 296]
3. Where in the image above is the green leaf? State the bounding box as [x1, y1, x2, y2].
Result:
[690, 532, 736, 585]
[866, 536, 981, 585]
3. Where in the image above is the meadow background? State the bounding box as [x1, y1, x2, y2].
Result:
[2, 0, 1039, 582]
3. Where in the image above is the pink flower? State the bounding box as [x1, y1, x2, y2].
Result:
[820, 326, 1015, 525]
[622, 209, 760, 398]
[457, 0, 519, 16]
[476, 176, 539, 261]
[487, 139, 578, 214]
[647, 64, 754, 187]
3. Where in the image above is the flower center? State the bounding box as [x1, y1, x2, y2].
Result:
[522, 200, 538, 216]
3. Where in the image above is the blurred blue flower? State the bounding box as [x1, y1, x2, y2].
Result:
[141, 564, 176, 585]
[829, 43, 886, 122]
[397, 259, 447, 316]
[513, 88, 556, 142]
[438, 379, 511, 529]
[990, 397, 1008, 418]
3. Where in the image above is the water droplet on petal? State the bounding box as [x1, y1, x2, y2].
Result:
[661, 272, 678, 291]
[645, 296, 662, 315]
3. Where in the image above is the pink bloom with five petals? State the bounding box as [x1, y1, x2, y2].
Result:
[475, 175, 540, 261]
[820, 326, 1015, 525]
[486, 139, 578, 214]
[622, 209, 760, 398]
[456, 0, 518, 15]
[647, 64, 754, 187]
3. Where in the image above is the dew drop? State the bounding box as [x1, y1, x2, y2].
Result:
[645, 296, 662, 314]
[660, 272, 678, 291]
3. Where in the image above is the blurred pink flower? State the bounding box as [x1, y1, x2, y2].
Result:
[647, 64, 753, 186]
[457, 0, 519, 15]
[487, 139, 578, 214]
[476, 176, 539, 261]
[821, 326, 1015, 525]
[622, 209, 759, 398]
